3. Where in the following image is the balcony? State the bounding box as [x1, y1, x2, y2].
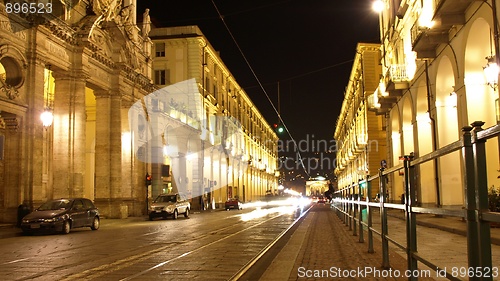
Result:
[433, 0, 473, 27]
[411, 0, 474, 59]
[367, 90, 391, 115]
[411, 25, 448, 58]
[385, 64, 410, 91]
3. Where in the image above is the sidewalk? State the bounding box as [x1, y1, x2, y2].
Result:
[385, 208, 500, 245]
[258, 204, 500, 281]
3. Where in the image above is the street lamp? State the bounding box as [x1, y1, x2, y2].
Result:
[372, 0, 384, 13]
[40, 110, 53, 127]
[484, 55, 499, 90]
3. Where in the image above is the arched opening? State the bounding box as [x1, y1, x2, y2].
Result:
[390, 108, 403, 202]
[402, 96, 414, 154]
[416, 81, 436, 205]
[435, 56, 462, 206]
[464, 17, 500, 188]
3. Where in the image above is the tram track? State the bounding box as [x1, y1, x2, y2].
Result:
[53, 207, 300, 281]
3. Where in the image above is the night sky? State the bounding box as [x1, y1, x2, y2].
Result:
[136, 0, 380, 182]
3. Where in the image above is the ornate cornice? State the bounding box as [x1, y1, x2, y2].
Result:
[43, 16, 78, 45]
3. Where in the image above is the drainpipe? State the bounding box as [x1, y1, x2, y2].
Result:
[425, 61, 441, 207]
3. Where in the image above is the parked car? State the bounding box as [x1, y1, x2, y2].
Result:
[21, 198, 100, 235]
[149, 193, 190, 220]
[225, 198, 243, 210]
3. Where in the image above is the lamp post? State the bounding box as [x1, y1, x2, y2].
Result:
[40, 110, 53, 127]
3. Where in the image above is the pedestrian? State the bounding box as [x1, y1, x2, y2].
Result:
[17, 201, 31, 227]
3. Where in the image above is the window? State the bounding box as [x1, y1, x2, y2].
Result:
[205, 77, 210, 94]
[155, 43, 165, 57]
[154, 70, 166, 85]
[73, 200, 84, 210]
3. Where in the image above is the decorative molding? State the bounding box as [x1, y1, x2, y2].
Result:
[1, 84, 19, 100]
[1, 113, 19, 131]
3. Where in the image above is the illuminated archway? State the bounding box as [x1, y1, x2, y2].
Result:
[390, 107, 403, 201]
[402, 96, 414, 155]
[435, 56, 462, 206]
[464, 17, 500, 188]
[416, 80, 436, 204]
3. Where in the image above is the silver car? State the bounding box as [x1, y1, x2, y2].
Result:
[149, 193, 190, 220]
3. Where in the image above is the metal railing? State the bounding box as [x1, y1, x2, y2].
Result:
[332, 121, 500, 281]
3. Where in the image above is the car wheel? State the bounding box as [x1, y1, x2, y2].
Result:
[91, 216, 100, 230]
[61, 220, 70, 234]
[173, 209, 178, 220]
[184, 208, 190, 218]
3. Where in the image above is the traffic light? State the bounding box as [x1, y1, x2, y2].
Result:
[145, 173, 152, 186]
[273, 123, 284, 134]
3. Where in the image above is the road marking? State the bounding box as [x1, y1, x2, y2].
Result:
[57, 213, 287, 281]
[2, 258, 30, 264]
[120, 213, 286, 281]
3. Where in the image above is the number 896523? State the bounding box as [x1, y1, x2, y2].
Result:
[5, 1, 52, 14]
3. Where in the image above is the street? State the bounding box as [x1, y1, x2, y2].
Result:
[0, 201, 304, 281]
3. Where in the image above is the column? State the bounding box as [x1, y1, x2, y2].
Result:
[27, 60, 46, 206]
[94, 91, 123, 218]
[170, 153, 186, 195]
[52, 72, 86, 198]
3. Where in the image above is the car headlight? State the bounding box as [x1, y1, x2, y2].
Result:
[22, 219, 30, 223]
[166, 206, 174, 212]
[44, 217, 63, 223]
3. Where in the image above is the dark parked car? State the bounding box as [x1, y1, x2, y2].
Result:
[225, 198, 243, 210]
[21, 198, 100, 234]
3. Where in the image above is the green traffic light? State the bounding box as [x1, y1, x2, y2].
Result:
[277, 127, 284, 133]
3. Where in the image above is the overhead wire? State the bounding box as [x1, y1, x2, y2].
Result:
[210, 0, 311, 178]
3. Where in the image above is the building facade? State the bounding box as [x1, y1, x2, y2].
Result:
[148, 26, 279, 209]
[334, 43, 387, 200]
[0, 0, 157, 221]
[0, 1, 277, 223]
[367, 0, 499, 207]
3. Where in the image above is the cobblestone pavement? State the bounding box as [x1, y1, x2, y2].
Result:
[260, 204, 488, 281]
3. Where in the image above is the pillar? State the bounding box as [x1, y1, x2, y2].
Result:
[52, 72, 86, 198]
[94, 91, 123, 218]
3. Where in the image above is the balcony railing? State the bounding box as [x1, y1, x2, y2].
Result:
[389, 64, 410, 82]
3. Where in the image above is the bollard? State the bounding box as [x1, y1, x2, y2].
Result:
[379, 168, 390, 268]
[471, 122, 493, 279]
[353, 193, 357, 236]
[358, 194, 364, 243]
[403, 154, 418, 281]
[347, 186, 352, 230]
[367, 176, 374, 253]
[462, 125, 481, 271]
